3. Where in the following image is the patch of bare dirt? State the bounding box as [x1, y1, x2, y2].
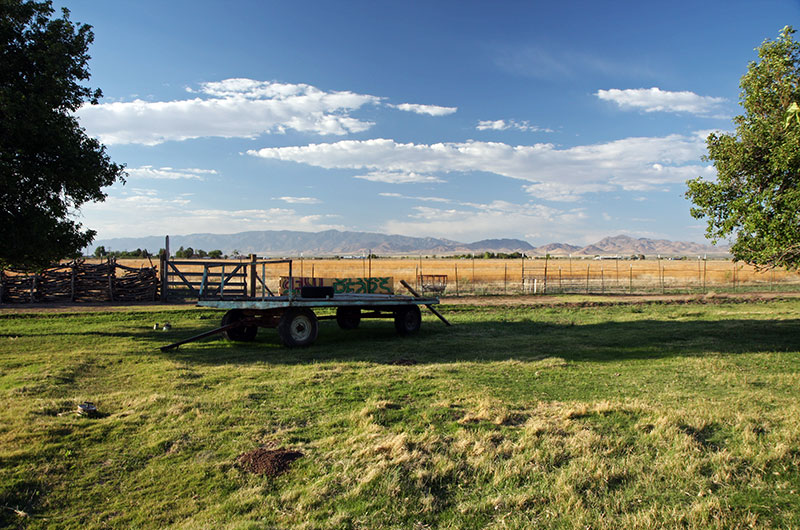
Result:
[236, 447, 303, 477]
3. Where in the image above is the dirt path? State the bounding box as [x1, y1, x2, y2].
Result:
[0, 300, 198, 315]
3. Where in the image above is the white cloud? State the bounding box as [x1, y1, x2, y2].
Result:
[476, 119, 553, 133]
[596, 87, 727, 116]
[388, 103, 458, 116]
[77, 79, 381, 145]
[523, 182, 615, 202]
[378, 192, 451, 203]
[274, 196, 322, 204]
[248, 132, 714, 200]
[80, 189, 344, 239]
[383, 200, 587, 241]
[353, 170, 445, 184]
[126, 165, 217, 180]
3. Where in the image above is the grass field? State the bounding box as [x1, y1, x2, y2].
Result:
[1, 298, 800, 528]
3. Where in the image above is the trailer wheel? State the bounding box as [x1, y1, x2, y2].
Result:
[394, 305, 421, 335]
[278, 308, 318, 347]
[221, 309, 258, 342]
[336, 307, 361, 330]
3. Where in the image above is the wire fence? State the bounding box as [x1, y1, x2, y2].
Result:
[107, 257, 800, 298]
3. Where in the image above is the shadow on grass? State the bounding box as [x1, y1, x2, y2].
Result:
[148, 316, 800, 366]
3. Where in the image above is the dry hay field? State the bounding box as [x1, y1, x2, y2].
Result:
[105, 257, 800, 296]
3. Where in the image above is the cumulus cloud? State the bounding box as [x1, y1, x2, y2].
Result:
[522, 182, 615, 202]
[274, 196, 322, 204]
[354, 171, 445, 184]
[126, 166, 217, 180]
[248, 132, 714, 200]
[77, 78, 382, 145]
[80, 189, 343, 239]
[476, 119, 553, 133]
[388, 103, 458, 116]
[596, 87, 727, 116]
[383, 200, 587, 241]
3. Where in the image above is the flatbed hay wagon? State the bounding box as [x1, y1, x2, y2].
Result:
[160, 259, 450, 351]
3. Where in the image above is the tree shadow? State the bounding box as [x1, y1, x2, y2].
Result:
[150, 316, 800, 366]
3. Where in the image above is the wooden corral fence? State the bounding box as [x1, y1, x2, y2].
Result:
[0, 259, 159, 304]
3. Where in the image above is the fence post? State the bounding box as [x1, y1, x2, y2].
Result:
[559, 267, 562, 292]
[70, 263, 76, 302]
[161, 235, 170, 302]
[455, 264, 459, 297]
[504, 263, 508, 294]
[586, 264, 590, 294]
[249, 254, 256, 297]
[543, 254, 549, 295]
[629, 263, 633, 294]
[703, 259, 707, 293]
[108, 258, 115, 302]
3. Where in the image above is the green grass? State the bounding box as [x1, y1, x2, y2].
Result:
[1, 299, 800, 529]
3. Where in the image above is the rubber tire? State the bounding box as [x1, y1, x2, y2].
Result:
[221, 309, 258, 342]
[394, 305, 422, 335]
[336, 307, 361, 330]
[278, 308, 319, 347]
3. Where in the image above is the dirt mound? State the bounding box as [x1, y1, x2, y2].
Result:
[236, 448, 303, 476]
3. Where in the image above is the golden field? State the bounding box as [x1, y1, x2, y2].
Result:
[101, 257, 800, 295]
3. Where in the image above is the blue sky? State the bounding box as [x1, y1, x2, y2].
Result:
[58, 0, 799, 246]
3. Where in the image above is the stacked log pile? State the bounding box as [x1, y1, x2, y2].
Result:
[0, 259, 159, 304]
[113, 263, 159, 301]
[0, 273, 37, 303]
[73, 261, 115, 302]
[39, 265, 73, 302]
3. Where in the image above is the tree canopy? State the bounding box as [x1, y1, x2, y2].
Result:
[686, 26, 800, 269]
[0, 0, 125, 270]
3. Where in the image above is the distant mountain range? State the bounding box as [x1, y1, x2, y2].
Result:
[89, 230, 729, 257]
